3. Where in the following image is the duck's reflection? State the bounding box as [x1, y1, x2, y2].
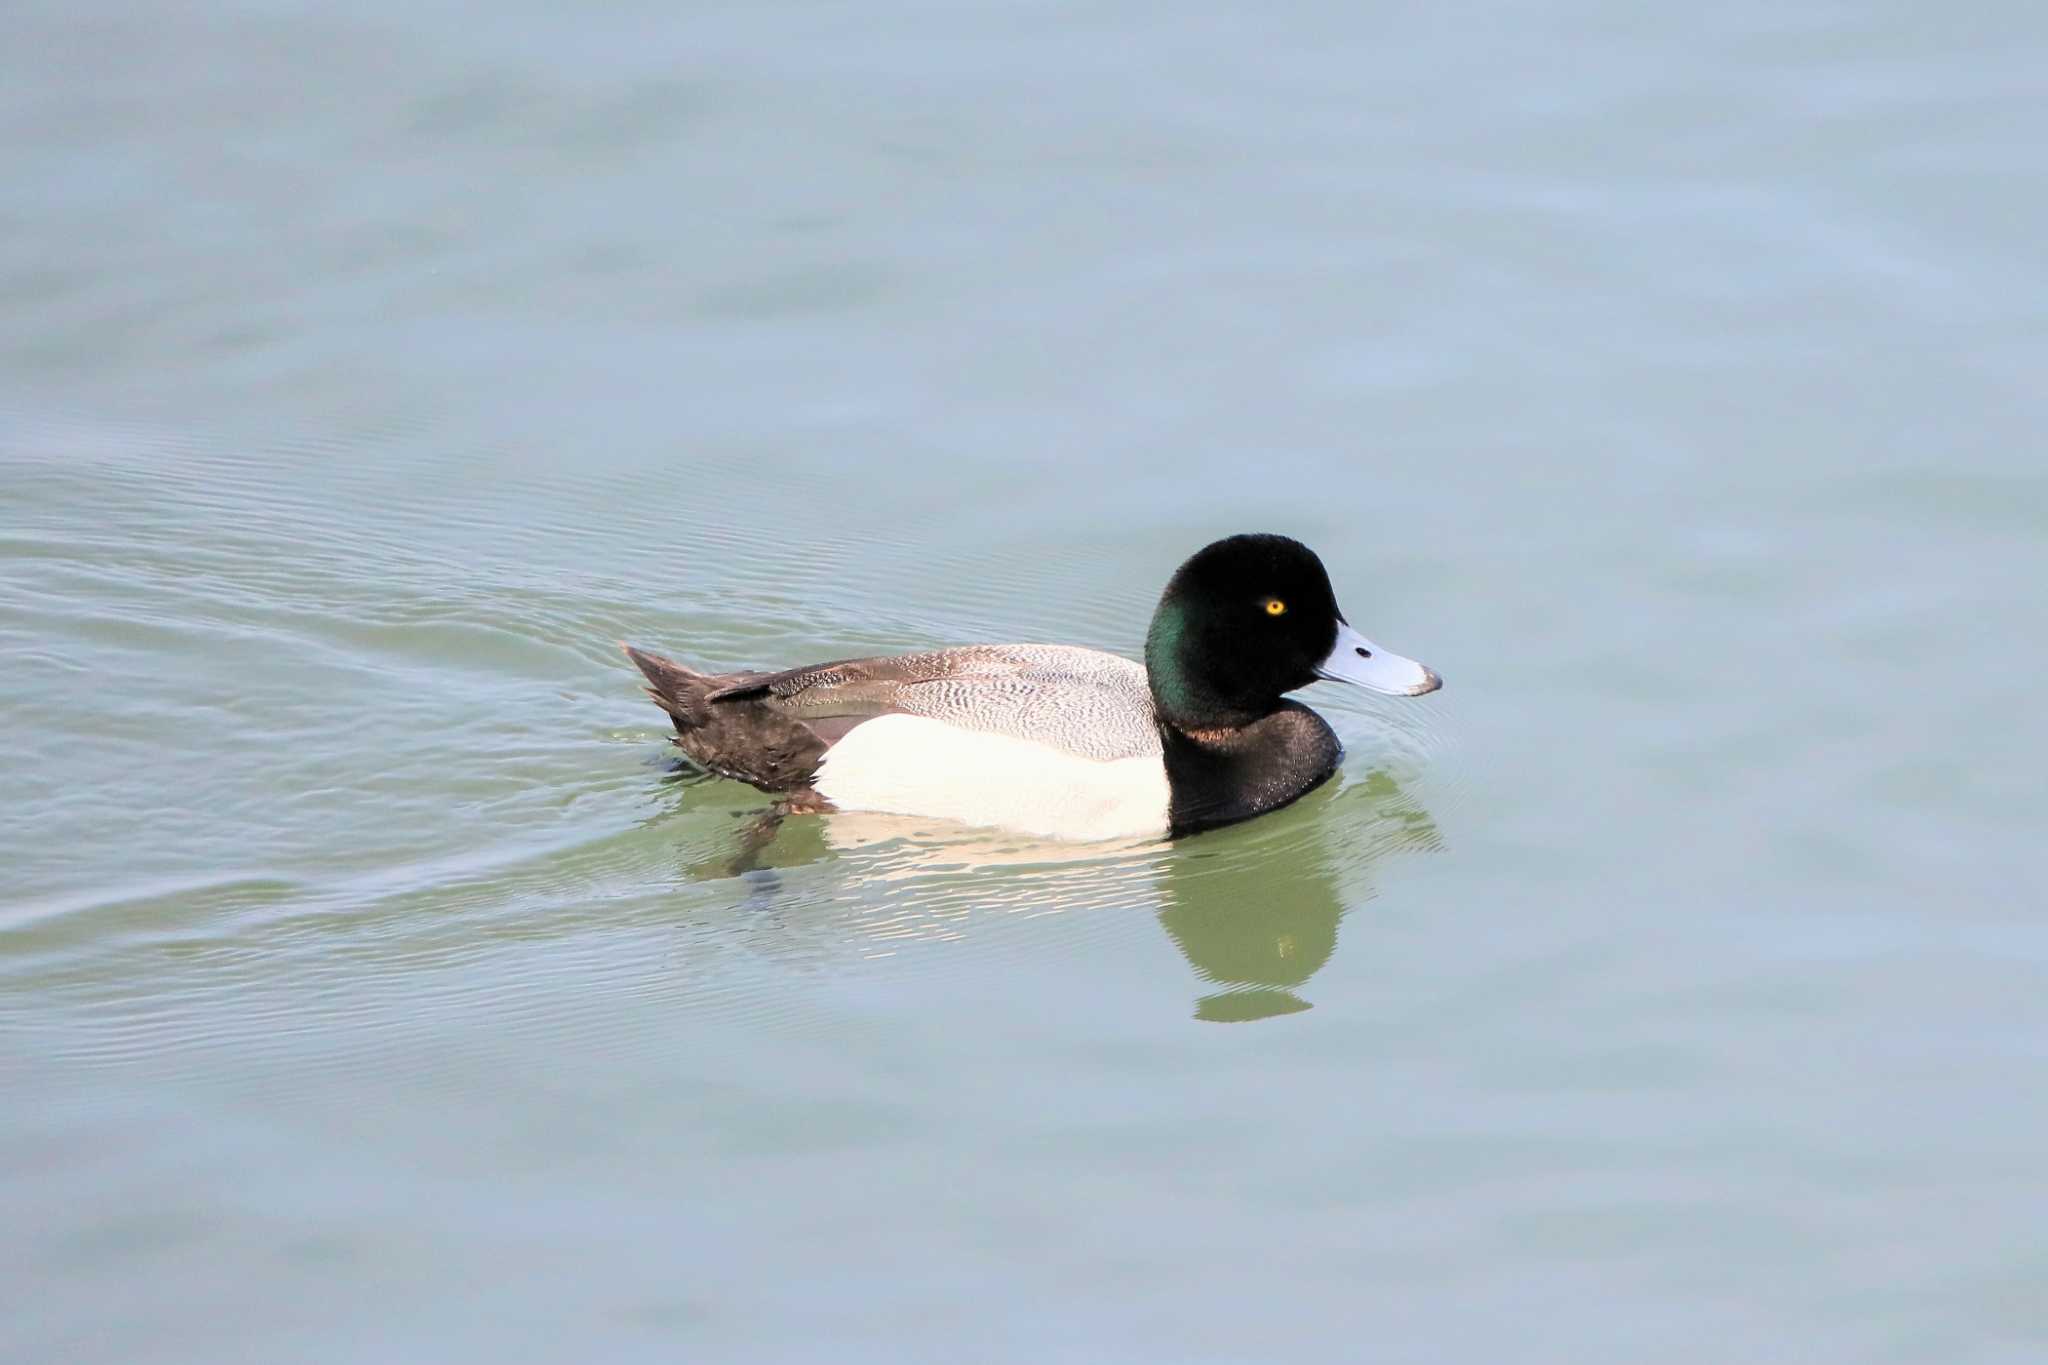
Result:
[1158, 843, 1337, 1022]
[1157, 771, 1439, 1021]
[661, 764, 1439, 1023]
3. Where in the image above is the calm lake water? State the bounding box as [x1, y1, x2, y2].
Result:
[5, 1, 2046, 1361]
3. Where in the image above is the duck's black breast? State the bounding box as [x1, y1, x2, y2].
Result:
[1160, 701, 1343, 836]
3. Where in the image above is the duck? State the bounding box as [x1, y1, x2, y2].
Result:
[624, 533, 1441, 841]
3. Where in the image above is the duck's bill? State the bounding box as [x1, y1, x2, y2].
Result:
[1317, 621, 1442, 696]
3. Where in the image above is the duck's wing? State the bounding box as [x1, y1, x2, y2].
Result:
[708, 643, 1162, 761]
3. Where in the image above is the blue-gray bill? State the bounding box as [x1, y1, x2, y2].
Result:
[1315, 621, 1442, 696]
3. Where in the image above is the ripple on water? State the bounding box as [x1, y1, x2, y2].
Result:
[2, 403, 1464, 1075]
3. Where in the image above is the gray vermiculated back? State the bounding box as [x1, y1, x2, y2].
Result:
[758, 644, 1163, 761]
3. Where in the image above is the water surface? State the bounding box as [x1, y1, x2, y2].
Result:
[5, 1, 2047, 1361]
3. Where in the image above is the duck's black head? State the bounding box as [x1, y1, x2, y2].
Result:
[1143, 533, 1441, 731]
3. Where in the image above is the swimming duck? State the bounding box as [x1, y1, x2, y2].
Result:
[625, 533, 1440, 841]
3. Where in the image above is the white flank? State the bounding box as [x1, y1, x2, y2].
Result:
[813, 714, 1171, 842]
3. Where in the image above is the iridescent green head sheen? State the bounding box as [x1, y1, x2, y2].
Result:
[1143, 533, 1347, 730]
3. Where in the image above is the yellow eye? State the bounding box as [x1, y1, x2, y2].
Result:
[1263, 598, 1287, 616]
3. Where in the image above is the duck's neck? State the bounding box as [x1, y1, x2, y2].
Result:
[1158, 702, 1342, 837]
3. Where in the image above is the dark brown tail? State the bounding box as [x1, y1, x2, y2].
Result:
[622, 644, 828, 795]
[624, 644, 717, 726]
